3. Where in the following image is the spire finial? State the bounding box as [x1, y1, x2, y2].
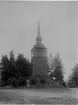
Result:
[36, 22, 42, 43]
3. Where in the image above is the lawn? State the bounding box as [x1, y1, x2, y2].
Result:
[0, 88, 78, 104]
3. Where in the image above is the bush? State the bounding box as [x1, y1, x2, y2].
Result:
[18, 76, 26, 86]
[7, 78, 12, 85]
[11, 78, 18, 87]
[40, 78, 46, 84]
[1, 80, 6, 86]
[30, 79, 36, 85]
[61, 82, 66, 87]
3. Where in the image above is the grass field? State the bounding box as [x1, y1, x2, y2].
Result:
[0, 88, 78, 104]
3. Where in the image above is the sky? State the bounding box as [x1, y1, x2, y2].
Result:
[0, 1, 78, 81]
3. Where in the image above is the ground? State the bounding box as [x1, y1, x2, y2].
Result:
[0, 88, 78, 104]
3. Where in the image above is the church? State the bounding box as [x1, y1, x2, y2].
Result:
[30, 22, 64, 88]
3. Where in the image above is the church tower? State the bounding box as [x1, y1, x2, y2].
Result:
[31, 22, 48, 76]
[30, 22, 64, 88]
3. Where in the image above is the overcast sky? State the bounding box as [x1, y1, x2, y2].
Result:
[0, 1, 78, 80]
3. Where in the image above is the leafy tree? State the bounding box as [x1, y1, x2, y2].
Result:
[50, 53, 64, 85]
[68, 64, 78, 88]
[0, 51, 33, 87]
[1, 55, 10, 72]
[8, 50, 15, 78]
[48, 52, 54, 74]
[1, 55, 10, 85]
[9, 50, 15, 63]
[1, 51, 15, 85]
[15, 53, 33, 79]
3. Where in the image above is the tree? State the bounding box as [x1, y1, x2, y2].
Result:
[48, 52, 54, 74]
[1, 54, 10, 85]
[1, 55, 10, 72]
[9, 50, 15, 63]
[15, 53, 33, 79]
[68, 64, 78, 88]
[0, 51, 16, 86]
[0, 51, 33, 87]
[50, 53, 64, 85]
[9, 50, 15, 78]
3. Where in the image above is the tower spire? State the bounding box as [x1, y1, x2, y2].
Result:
[38, 22, 40, 36]
[36, 22, 42, 43]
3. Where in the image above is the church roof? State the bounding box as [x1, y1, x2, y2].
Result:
[32, 22, 46, 49]
[33, 42, 46, 49]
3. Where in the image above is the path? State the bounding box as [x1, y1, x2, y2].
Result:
[0, 88, 77, 104]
